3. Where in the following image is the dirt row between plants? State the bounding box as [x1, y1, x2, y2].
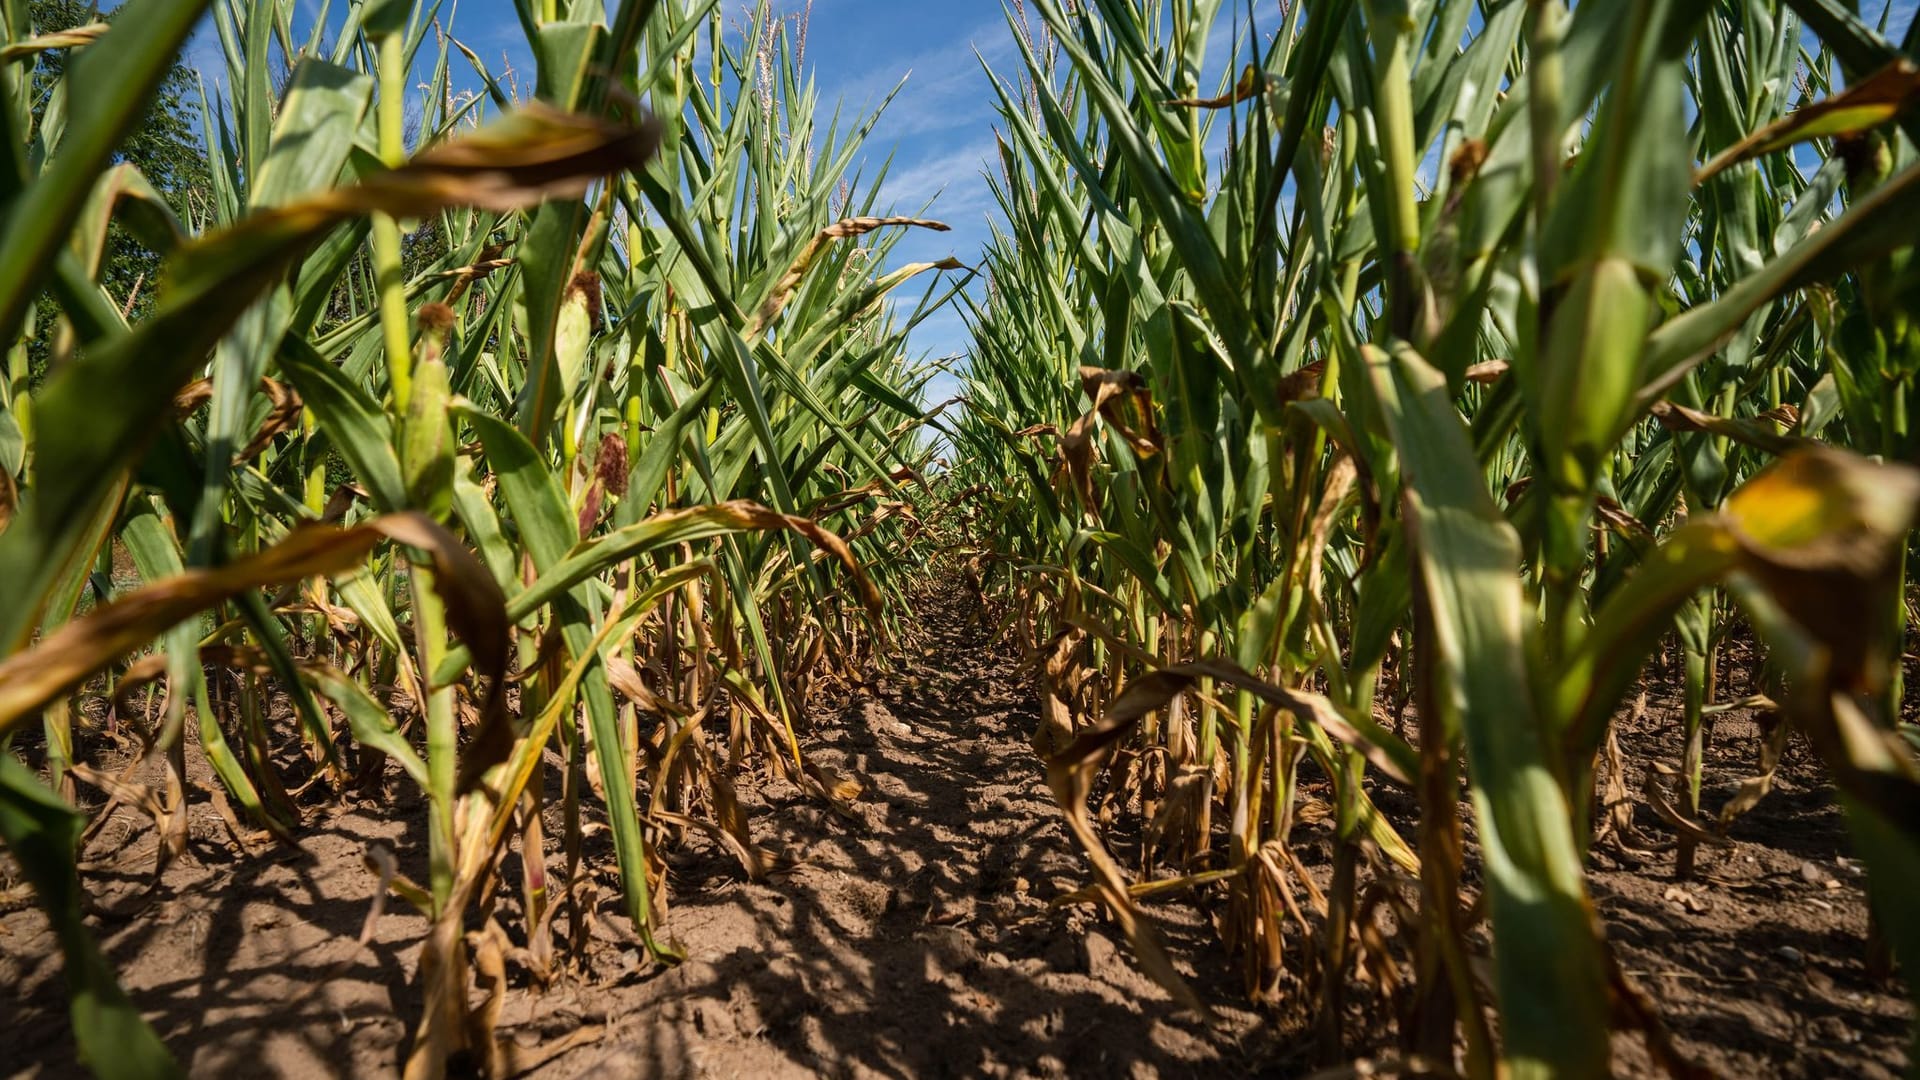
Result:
[2, 582, 1911, 1078]
[2, 585, 1279, 1079]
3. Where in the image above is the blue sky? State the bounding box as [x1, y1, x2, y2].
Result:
[185, 1, 1019, 406]
[178, 0, 1920, 407]
[452, 1, 1017, 369]
[761, 1, 1016, 387]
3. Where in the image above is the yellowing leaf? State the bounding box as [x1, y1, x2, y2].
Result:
[1696, 59, 1920, 184]
[1724, 446, 1920, 574]
[1166, 65, 1264, 108]
[0, 514, 507, 742]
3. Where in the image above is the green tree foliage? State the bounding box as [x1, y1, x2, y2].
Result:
[27, 0, 209, 340]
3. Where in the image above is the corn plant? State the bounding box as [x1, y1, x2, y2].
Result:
[0, 1, 960, 1076]
[954, 0, 1920, 1075]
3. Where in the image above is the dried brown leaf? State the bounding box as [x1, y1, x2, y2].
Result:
[1697, 59, 1920, 184]
[747, 216, 951, 338]
[1165, 65, 1263, 108]
[0, 514, 507, 755]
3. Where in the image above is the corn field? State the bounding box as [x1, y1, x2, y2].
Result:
[951, 0, 1920, 1075]
[0, 0, 1918, 1077]
[0, 0, 959, 1075]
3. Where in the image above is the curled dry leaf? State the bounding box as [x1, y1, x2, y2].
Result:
[710, 502, 887, 628]
[1720, 447, 1920, 701]
[1718, 709, 1792, 828]
[1650, 399, 1800, 455]
[747, 216, 952, 338]
[168, 105, 660, 303]
[172, 378, 215, 414]
[1058, 367, 1163, 512]
[0, 23, 107, 61]
[1165, 65, 1264, 109]
[1305, 455, 1359, 598]
[235, 378, 305, 463]
[1594, 496, 1655, 544]
[1032, 627, 1086, 758]
[1044, 667, 1211, 1015]
[1042, 645, 1417, 1008]
[805, 760, 866, 804]
[1462, 359, 1510, 384]
[1449, 137, 1491, 189]
[651, 722, 783, 880]
[1171, 659, 1417, 787]
[1078, 365, 1163, 457]
[374, 516, 513, 795]
[1696, 59, 1920, 184]
[806, 464, 920, 518]
[1142, 764, 1210, 861]
[1277, 359, 1329, 405]
[1647, 781, 1736, 849]
[0, 514, 507, 751]
[171, 376, 305, 462]
[605, 657, 686, 719]
[318, 844, 400, 983]
[429, 255, 514, 283]
[465, 919, 513, 1079]
[503, 500, 882, 631]
[67, 764, 167, 831]
[889, 396, 965, 442]
[365, 104, 658, 212]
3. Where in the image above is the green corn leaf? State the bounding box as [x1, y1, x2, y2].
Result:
[1365, 340, 1610, 1080]
[0, 0, 211, 345]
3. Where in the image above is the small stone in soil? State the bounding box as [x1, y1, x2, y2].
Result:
[1663, 886, 1708, 914]
[918, 925, 980, 970]
[1043, 933, 1083, 973]
[1083, 931, 1129, 981]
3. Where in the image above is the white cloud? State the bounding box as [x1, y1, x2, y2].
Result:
[833, 15, 1018, 135]
[882, 135, 1000, 220]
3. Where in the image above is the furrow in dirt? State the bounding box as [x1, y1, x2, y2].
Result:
[4, 583, 1909, 1078]
[2, 584, 1277, 1080]
[543, 583, 1277, 1078]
